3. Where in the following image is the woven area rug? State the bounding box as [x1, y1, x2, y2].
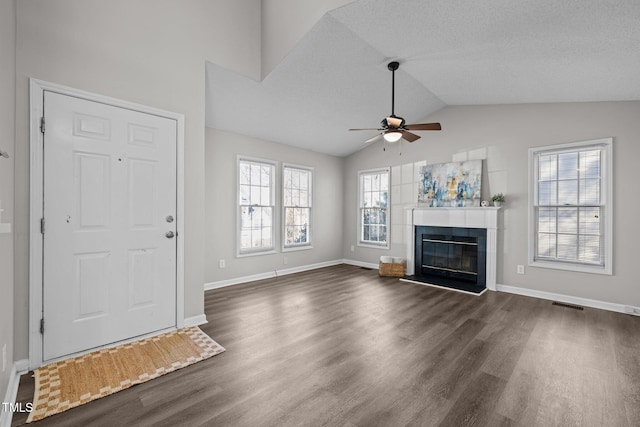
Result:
[27, 326, 225, 423]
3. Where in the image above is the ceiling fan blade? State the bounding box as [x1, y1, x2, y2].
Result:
[404, 122, 442, 131]
[364, 134, 383, 143]
[401, 131, 421, 143]
[386, 116, 403, 128]
[349, 128, 382, 131]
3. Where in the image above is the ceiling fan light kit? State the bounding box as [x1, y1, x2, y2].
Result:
[383, 130, 403, 142]
[349, 60, 441, 145]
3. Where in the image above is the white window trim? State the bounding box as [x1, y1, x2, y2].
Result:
[282, 163, 313, 252]
[528, 137, 613, 275]
[237, 155, 278, 257]
[357, 167, 391, 250]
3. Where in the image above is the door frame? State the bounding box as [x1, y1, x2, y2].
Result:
[29, 79, 186, 369]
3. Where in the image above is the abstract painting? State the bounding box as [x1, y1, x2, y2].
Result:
[418, 160, 482, 207]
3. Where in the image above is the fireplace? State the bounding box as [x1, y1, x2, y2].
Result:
[403, 207, 499, 294]
[414, 226, 486, 293]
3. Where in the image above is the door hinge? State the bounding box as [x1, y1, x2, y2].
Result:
[40, 318, 45, 334]
[40, 117, 45, 134]
[40, 218, 45, 234]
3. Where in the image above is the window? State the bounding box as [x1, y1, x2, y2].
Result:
[529, 138, 612, 274]
[283, 164, 312, 250]
[359, 168, 390, 248]
[238, 158, 275, 255]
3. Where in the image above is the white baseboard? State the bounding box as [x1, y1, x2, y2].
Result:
[1, 360, 28, 427]
[14, 360, 28, 375]
[184, 314, 208, 327]
[496, 284, 639, 315]
[204, 259, 343, 291]
[342, 259, 379, 270]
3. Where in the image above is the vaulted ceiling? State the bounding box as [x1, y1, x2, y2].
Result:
[206, 0, 640, 157]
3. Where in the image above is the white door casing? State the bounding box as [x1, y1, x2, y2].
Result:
[29, 80, 185, 368]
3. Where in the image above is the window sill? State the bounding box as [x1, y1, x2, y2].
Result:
[530, 259, 612, 276]
[237, 249, 277, 258]
[282, 244, 313, 253]
[358, 242, 390, 250]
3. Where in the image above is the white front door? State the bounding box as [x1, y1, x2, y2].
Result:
[42, 91, 177, 361]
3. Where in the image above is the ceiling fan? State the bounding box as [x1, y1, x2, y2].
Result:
[349, 61, 441, 144]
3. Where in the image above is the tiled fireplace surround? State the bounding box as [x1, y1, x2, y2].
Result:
[405, 207, 500, 291]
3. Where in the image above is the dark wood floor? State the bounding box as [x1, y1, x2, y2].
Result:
[12, 264, 640, 426]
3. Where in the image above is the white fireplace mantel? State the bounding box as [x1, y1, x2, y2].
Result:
[405, 207, 500, 291]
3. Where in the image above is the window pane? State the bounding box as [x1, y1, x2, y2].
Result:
[240, 207, 252, 229]
[299, 190, 309, 207]
[250, 164, 261, 185]
[261, 166, 270, 186]
[539, 154, 557, 181]
[558, 153, 578, 180]
[579, 235, 601, 264]
[371, 192, 380, 207]
[300, 171, 309, 190]
[364, 192, 372, 207]
[261, 227, 272, 247]
[579, 207, 601, 235]
[370, 225, 379, 241]
[379, 225, 387, 242]
[537, 233, 556, 258]
[537, 208, 556, 233]
[380, 173, 389, 190]
[580, 150, 601, 178]
[557, 234, 578, 260]
[284, 188, 292, 206]
[299, 208, 309, 225]
[260, 187, 271, 206]
[558, 180, 578, 205]
[250, 186, 260, 205]
[579, 178, 600, 205]
[362, 208, 371, 225]
[538, 181, 556, 206]
[557, 207, 577, 234]
[372, 175, 380, 191]
[363, 225, 370, 241]
[380, 191, 388, 208]
[240, 229, 251, 249]
[240, 163, 251, 185]
[363, 175, 371, 192]
[240, 185, 250, 205]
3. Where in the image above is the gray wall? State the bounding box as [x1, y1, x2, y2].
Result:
[0, 0, 15, 403]
[343, 101, 640, 307]
[13, 0, 261, 360]
[204, 128, 344, 283]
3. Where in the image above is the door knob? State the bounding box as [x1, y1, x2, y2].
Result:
[165, 231, 175, 239]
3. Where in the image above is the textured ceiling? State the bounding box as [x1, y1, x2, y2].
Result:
[206, 0, 640, 157]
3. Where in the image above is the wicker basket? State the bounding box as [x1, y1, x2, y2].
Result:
[379, 261, 406, 277]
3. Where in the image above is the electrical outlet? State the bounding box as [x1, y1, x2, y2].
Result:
[219, 259, 226, 269]
[351, 245, 355, 252]
[283, 256, 288, 265]
[517, 265, 525, 275]
[2, 343, 6, 372]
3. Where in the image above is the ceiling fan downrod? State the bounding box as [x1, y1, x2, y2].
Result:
[388, 61, 399, 118]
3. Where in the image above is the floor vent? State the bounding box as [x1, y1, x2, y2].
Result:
[552, 301, 584, 311]
[360, 267, 373, 271]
